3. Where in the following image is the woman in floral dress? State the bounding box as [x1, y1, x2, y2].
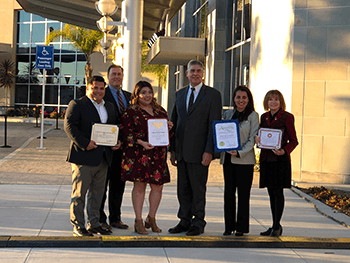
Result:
[120, 81, 173, 235]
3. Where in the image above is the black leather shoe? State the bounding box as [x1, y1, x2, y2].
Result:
[223, 230, 233, 236]
[186, 226, 204, 236]
[168, 224, 190, 234]
[235, 231, 244, 236]
[88, 226, 112, 235]
[269, 226, 282, 237]
[73, 228, 93, 237]
[260, 228, 273, 236]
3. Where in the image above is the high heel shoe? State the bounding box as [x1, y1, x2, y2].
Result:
[260, 228, 273, 236]
[134, 219, 148, 235]
[269, 226, 283, 237]
[145, 215, 162, 233]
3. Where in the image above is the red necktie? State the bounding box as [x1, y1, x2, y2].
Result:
[117, 89, 125, 112]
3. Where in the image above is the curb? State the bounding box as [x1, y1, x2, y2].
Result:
[1, 236, 350, 249]
[291, 187, 350, 229]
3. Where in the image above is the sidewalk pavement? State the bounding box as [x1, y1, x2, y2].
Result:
[0, 118, 350, 263]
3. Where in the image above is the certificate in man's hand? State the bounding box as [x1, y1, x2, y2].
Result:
[258, 128, 282, 149]
[212, 120, 241, 152]
[91, 124, 119, 147]
[148, 119, 169, 146]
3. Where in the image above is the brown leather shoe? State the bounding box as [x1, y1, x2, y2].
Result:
[110, 220, 129, 229]
[101, 222, 112, 231]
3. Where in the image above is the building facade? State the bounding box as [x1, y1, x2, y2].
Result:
[155, 0, 350, 184]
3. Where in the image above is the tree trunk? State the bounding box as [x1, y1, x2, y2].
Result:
[85, 59, 92, 83]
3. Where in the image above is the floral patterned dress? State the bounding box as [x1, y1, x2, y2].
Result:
[120, 104, 170, 185]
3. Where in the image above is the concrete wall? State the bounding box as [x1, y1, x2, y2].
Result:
[250, 0, 295, 114]
[292, 0, 350, 183]
[0, 0, 21, 106]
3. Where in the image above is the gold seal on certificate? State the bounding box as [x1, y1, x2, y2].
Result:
[91, 123, 119, 146]
[258, 128, 282, 149]
[147, 119, 169, 146]
[212, 120, 241, 152]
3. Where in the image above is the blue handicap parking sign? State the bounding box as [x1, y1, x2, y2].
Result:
[36, 45, 54, 69]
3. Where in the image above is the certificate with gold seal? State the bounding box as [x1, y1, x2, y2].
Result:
[212, 120, 241, 152]
[147, 119, 169, 146]
[91, 123, 119, 146]
[258, 128, 282, 149]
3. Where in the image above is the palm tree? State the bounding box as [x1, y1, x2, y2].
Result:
[45, 24, 103, 80]
[0, 59, 15, 106]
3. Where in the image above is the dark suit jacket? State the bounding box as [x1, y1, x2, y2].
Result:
[64, 96, 117, 167]
[104, 86, 132, 124]
[170, 84, 222, 163]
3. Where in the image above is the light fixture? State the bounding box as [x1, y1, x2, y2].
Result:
[96, 16, 115, 33]
[95, 0, 118, 16]
[95, 0, 126, 63]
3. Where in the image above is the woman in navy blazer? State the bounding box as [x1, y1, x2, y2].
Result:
[256, 90, 298, 237]
[220, 86, 259, 236]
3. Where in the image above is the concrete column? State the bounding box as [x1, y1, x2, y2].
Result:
[123, 0, 143, 92]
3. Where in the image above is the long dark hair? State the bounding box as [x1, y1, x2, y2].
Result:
[131, 80, 158, 107]
[232, 85, 255, 122]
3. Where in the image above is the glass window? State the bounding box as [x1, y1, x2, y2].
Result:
[62, 44, 77, 52]
[32, 14, 45, 22]
[76, 61, 86, 77]
[45, 85, 58, 104]
[15, 85, 28, 103]
[29, 85, 42, 104]
[47, 23, 60, 34]
[15, 13, 87, 109]
[61, 86, 75, 105]
[18, 24, 30, 43]
[32, 24, 46, 43]
[60, 59, 76, 77]
[18, 11, 30, 22]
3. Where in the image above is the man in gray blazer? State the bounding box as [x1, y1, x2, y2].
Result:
[169, 60, 222, 236]
[64, 75, 120, 237]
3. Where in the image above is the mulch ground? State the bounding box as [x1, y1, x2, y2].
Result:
[297, 186, 350, 217]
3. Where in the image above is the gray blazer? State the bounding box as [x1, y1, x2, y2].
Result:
[170, 84, 222, 163]
[220, 109, 259, 165]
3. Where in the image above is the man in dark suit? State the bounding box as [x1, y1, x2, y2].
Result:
[64, 75, 120, 237]
[169, 60, 222, 236]
[99, 65, 132, 230]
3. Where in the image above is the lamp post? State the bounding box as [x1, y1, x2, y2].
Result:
[95, 0, 126, 63]
[95, 0, 143, 93]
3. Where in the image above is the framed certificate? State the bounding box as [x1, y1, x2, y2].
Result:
[258, 128, 282, 149]
[91, 123, 119, 147]
[148, 119, 169, 146]
[212, 120, 241, 152]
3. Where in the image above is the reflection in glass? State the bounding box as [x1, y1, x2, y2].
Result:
[17, 45, 30, 54]
[15, 11, 86, 108]
[32, 14, 45, 22]
[61, 86, 75, 105]
[15, 85, 29, 103]
[18, 11, 30, 22]
[32, 23, 45, 43]
[30, 85, 42, 104]
[76, 61, 85, 77]
[62, 44, 77, 52]
[18, 24, 30, 43]
[47, 23, 60, 34]
[45, 85, 58, 104]
[60, 58, 75, 76]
